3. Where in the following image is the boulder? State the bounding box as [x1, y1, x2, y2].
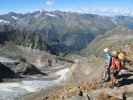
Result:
[3, 57, 47, 76]
[15, 62, 46, 75]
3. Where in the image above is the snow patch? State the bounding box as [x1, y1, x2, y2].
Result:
[45, 13, 57, 17]
[55, 68, 72, 82]
[12, 16, 18, 20]
[0, 19, 10, 24]
[21, 86, 37, 92]
[0, 81, 54, 93]
[0, 57, 18, 63]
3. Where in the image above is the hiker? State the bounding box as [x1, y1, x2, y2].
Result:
[102, 48, 112, 82]
[118, 51, 133, 77]
[110, 51, 121, 86]
[118, 51, 127, 75]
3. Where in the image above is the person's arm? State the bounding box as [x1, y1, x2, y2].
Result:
[108, 54, 112, 67]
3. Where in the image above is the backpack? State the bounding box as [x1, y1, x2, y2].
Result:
[118, 52, 126, 61]
[111, 57, 122, 71]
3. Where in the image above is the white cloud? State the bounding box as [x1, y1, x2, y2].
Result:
[74, 7, 133, 16]
[46, 0, 55, 6]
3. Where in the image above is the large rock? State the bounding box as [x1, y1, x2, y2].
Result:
[3, 57, 47, 76]
[15, 62, 46, 75]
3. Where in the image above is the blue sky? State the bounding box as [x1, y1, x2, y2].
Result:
[0, 0, 133, 15]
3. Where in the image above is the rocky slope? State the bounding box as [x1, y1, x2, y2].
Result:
[23, 26, 133, 100]
[81, 26, 133, 57]
[23, 54, 133, 100]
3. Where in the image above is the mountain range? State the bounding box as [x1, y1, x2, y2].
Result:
[0, 10, 133, 56]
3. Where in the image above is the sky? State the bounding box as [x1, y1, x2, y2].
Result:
[0, 0, 133, 15]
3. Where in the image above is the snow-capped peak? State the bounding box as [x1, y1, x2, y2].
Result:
[0, 19, 10, 24]
[12, 16, 18, 20]
[45, 13, 57, 17]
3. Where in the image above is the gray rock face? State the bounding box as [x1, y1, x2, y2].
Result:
[0, 57, 47, 80]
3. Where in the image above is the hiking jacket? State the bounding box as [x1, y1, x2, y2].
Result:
[104, 53, 112, 67]
[111, 57, 122, 71]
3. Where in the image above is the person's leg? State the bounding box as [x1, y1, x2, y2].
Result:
[113, 71, 120, 87]
[110, 69, 118, 88]
[102, 66, 110, 82]
[107, 67, 111, 81]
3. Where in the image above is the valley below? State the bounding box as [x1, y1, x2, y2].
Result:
[0, 45, 75, 100]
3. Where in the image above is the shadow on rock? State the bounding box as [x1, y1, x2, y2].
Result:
[0, 63, 16, 81]
[118, 73, 133, 79]
[119, 73, 133, 86]
[119, 78, 133, 86]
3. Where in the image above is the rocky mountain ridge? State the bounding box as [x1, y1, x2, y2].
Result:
[1, 11, 133, 55]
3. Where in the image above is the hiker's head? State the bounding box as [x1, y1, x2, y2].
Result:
[103, 48, 110, 53]
[112, 51, 118, 57]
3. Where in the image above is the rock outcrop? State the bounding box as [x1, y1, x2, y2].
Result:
[15, 62, 46, 75]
